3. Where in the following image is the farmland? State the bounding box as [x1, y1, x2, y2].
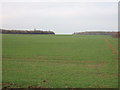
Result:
[2, 34, 118, 88]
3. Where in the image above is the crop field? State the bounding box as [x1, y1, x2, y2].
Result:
[2, 34, 118, 88]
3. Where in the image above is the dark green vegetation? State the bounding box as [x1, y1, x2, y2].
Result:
[1, 29, 55, 34]
[2, 34, 118, 88]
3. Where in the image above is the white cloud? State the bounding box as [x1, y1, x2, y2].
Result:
[1, 0, 119, 2]
[1, 2, 118, 34]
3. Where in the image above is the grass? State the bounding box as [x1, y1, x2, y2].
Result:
[2, 34, 118, 88]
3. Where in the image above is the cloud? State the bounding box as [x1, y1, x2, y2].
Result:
[1, 0, 119, 2]
[1, 2, 118, 33]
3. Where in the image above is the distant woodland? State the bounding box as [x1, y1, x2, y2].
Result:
[1, 29, 120, 38]
[73, 31, 120, 38]
[0, 29, 55, 34]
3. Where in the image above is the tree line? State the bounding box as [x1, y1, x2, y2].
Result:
[73, 31, 120, 38]
[1, 29, 55, 34]
[73, 31, 117, 35]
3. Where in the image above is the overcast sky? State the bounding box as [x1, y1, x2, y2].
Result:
[1, 2, 118, 34]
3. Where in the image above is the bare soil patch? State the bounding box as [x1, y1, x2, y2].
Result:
[104, 39, 118, 55]
[86, 63, 105, 69]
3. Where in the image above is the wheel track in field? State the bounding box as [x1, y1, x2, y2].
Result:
[104, 38, 118, 56]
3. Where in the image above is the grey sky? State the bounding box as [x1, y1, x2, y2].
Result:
[1, 2, 118, 34]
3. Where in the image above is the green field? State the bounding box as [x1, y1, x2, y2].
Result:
[2, 34, 118, 88]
